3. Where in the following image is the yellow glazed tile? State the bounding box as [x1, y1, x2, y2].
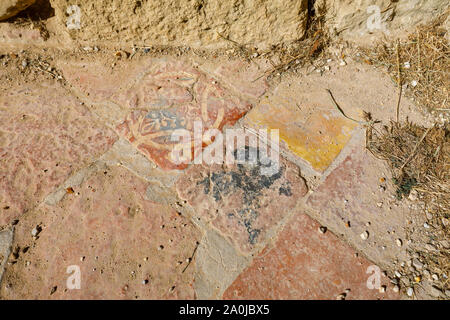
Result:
[245, 96, 357, 172]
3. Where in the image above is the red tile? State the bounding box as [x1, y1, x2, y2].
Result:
[223, 211, 399, 300]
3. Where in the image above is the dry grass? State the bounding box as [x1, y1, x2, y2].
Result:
[363, 11, 450, 292]
[359, 10, 449, 115]
[367, 121, 450, 291]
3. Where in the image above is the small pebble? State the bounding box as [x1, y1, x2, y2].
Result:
[360, 231, 369, 240]
[379, 285, 386, 293]
[403, 61, 411, 69]
[396, 239, 403, 247]
[393, 285, 400, 293]
[318, 226, 327, 234]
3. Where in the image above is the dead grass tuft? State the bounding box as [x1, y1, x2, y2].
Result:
[359, 10, 449, 115]
[367, 121, 450, 291]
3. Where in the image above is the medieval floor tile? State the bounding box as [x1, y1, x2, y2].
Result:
[0, 82, 117, 226]
[0, 166, 201, 299]
[176, 146, 308, 254]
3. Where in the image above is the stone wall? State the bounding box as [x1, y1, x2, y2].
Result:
[0, 0, 36, 21]
[315, 0, 449, 45]
[49, 0, 309, 50]
[1, 0, 448, 49]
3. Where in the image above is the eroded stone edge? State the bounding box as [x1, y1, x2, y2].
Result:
[193, 227, 250, 299]
[0, 228, 14, 290]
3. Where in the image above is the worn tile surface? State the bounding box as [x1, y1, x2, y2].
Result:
[57, 59, 143, 105]
[0, 83, 117, 226]
[0, 54, 427, 300]
[0, 166, 201, 299]
[116, 60, 252, 170]
[223, 211, 399, 300]
[177, 146, 308, 254]
[305, 136, 409, 266]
